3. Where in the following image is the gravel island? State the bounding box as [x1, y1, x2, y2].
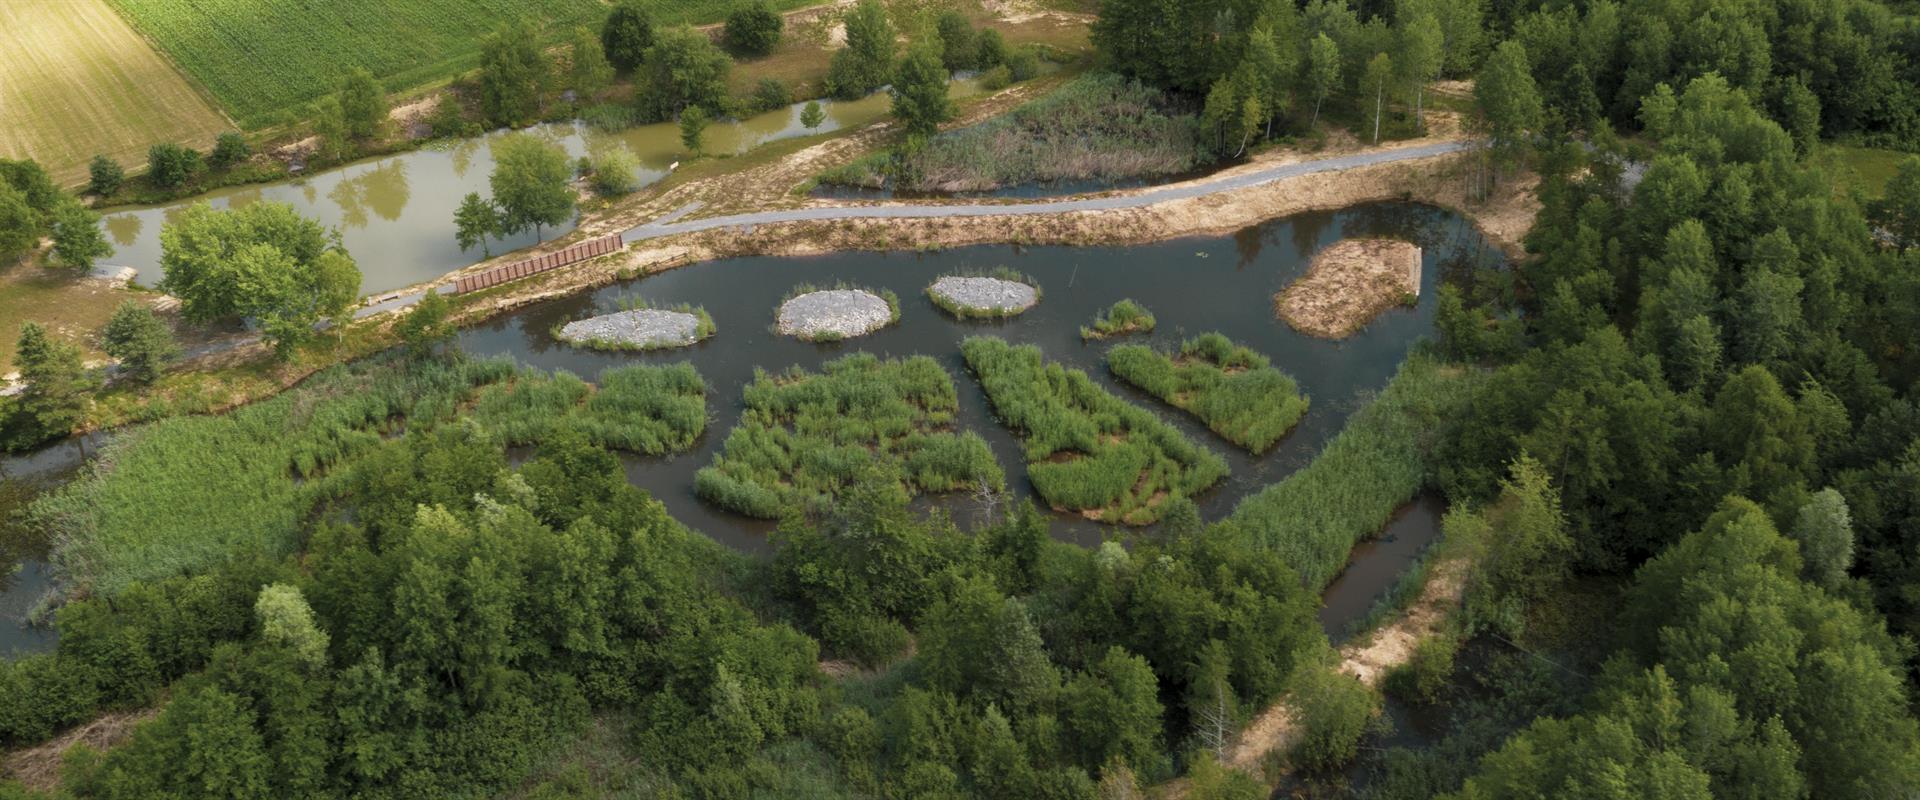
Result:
[927, 275, 1040, 318]
[556, 308, 709, 350]
[777, 289, 897, 340]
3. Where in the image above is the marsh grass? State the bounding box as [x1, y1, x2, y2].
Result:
[925, 267, 1042, 320]
[1107, 332, 1310, 454]
[1213, 356, 1479, 590]
[1081, 299, 1156, 340]
[961, 336, 1227, 524]
[35, 356, 707, 593]
[694, 353, 1003, 517]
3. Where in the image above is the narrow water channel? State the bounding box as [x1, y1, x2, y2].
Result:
[97, 80, 984, 297]
[10, 200, 1499, 654]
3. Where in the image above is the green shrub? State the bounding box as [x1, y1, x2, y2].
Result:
[751, 77, 792, 114]
[695, 353, 1003, 516]
[979, 65, 1013, 92]
[1383, 634, 1458, 705]
[1107, 332, 1309, 453]
[1081, 299, 1156, 339]
[961, 337, 1227, 524]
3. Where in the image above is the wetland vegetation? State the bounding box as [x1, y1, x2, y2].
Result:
[1107, 332, 1310, 454]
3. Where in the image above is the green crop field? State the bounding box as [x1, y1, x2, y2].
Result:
[0, 0, 230, 185]
[103, 0, 827, 128]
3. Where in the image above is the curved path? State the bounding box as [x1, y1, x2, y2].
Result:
[622, 140, 1474, 242]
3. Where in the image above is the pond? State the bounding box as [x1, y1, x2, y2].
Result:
[96, 80, 984, 297]
[8, 200, 1497, 655]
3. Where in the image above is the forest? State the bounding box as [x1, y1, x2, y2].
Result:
[3, 0, 1920, 797]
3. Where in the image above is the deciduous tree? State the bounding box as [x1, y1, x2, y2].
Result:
[724, 0, 783, 58]
[101, 300, 177, 384]
[601, 0, 655, 72]
[50, 200, 110, 270]
[827, 0, 895, 100]
[488, 134, 574, 241]
[891, 44, 953, 138]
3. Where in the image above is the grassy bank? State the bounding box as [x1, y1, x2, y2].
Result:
[961, 336, 1227, 524]
[1080, 299, 1155, 340]
[695, 353, 1003, 517]
[1107, 332, 1310, 454]
[819, 72, 1203, 193]
[1214, 356, 1479, 589]
[33, 355, 708, 593]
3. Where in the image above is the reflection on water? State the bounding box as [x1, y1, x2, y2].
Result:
[99, 81, 981, 297]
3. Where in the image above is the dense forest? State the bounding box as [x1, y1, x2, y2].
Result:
[4, 0, 1920, 798]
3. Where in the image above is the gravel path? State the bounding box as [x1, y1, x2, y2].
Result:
[624, 141, 1473, 241]
[778, 290, 893, 339]
[928, 276, 1038, 315]
[557, 309, 704, 349]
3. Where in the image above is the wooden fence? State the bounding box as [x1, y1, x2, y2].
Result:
[451, 233, 623, 294]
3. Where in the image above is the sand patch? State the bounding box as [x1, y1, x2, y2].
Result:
[1275, 238, 1421, 339]
[3, 708, 158, 791]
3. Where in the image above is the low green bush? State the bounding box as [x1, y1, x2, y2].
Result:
[1081, 299, 1155, 340]
[1107, 332, 1309, 454]
[695, 353, 1004, 517]
[960, 337, 1227, 524]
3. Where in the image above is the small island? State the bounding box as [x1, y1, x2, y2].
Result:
[925, 270, 1041, 319]
[553, 300, 715, 351]
[1080, 299, 1156, 340]
[777, 284, 901, 342]
[1276, 238, 1422, 339]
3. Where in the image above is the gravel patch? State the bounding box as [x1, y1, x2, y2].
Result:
[557, 309, 705, 349]
[778, 289, 894, 340]
[928, 276, 1038, 316]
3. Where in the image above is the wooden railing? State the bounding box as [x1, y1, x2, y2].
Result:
[451, 233, 623, 294]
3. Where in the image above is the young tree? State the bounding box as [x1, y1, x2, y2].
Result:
[255, 584, 330, 670]
[639, 26, 732, 120]
[1791, 488, 1853, 591]
[339, 67, 385, 140]
[935, 10, 977, 71]
[1363, 52, 1395, 144]
[1305, 32, 1341, 128]
[0, 183, 33, 264]
[569, 26, 614, 99]
[1398, 14, 1443, 125]
[101, 300, 177, 384]
[1474, 41, 1544, 175]
[146, 143, 201, 188]
[3, 322, 92, 450]
[479, 20, 549, 127]
[724, 0, 784, 57]
[88, 155, 124, 196]
[489, 133, 574, 240]
[50, 201, 111, 270]
[601, 0, 655, 72]
[891, 44, 953, 138]
[826, 0, 895, 100]
[1238, 27, 1294, 139]
[453, 192, 500, 255]
[311, 96, 352, 161]
[1063, 647, 1163, 773]
[679, 106, 712, 155]
[974, 27, 1009, 70]
[590, 147, 643, 195]
[208, 132, 250, 169]
[800, 100, 826, 130]
[395, 290, 455, 359]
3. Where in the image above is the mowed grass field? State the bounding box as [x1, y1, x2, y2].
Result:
[103, 0, 823, 129]
[0, 0, 230, 186]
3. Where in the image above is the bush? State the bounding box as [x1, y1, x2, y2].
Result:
[724, 0, 784, 57]
[695, 353, 1003, 516]
[208, 132, 250, 169]
[591, 147, 645, 195]
[1107, 333, 1309, 453]
[935, 11, 977, 71]
[1290, 660, 1381, 772]
[101, 301, 179, 384]
[146, 143, 201, 188]
[961, 336, 1228, 524]
[1006, 48, 1042, 82]
[979, 65, 1013, 92]
[88, 155, 124, 196]
[751, 77, 792, 114]
[1383, 634, 1457, 705]
[1081, 298, 1155, 339]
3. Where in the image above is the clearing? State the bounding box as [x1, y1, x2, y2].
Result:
[0, 0, 229, 186]
[1275, 238, 1422, 339]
